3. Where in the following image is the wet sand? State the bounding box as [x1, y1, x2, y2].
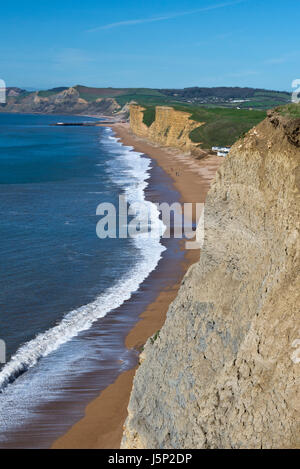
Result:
[52, 124, 223, 449]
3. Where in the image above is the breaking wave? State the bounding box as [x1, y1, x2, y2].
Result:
[0, 127, 166, 392]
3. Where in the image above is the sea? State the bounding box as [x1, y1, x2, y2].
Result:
[0, 113, 181, 448]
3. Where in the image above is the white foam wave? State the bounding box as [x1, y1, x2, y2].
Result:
[0, 127, 166, 392]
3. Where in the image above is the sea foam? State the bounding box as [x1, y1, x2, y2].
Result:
[0, 127, 166, 392]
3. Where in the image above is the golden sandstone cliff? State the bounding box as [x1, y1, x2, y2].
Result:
[129, 104, 202, 152]
[122, 109, 300, 449]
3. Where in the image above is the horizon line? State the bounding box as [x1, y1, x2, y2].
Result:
[6, 84, 291, 94]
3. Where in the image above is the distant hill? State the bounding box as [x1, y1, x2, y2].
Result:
[0, 86, 126, 117]
[0, 85, 292, 116]
[158, 87, 291, 109]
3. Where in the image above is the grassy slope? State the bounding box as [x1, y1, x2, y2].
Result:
[74, 85, 127, 101]
[74, 86, 171, 105]
[247, 90, 290, 109]
[187, 107, 266, 148]
[276, 103, 300, 119]
[157, 88, 290, 109]
[115, 89, 172, 107]
[142, 106, 156, 127]
[37, 87, 68, 97]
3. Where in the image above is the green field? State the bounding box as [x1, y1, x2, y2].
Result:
[74, 86, 172, 105]
[246, 90, 290, 109]
[114, 89, 174, 107]
[187, 107, 266, 148]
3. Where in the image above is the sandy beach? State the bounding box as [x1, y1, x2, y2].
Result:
[52, 123, 223, 449]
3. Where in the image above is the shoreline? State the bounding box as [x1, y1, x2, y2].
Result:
[52, 123, 223, 449]
[111, 123, 222, 210]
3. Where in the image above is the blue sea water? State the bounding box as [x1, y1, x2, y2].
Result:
[0, 113, 166, 446]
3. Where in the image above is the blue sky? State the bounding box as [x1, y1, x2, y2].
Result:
[1, 0, 299, 91]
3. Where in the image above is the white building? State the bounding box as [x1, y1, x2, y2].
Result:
[212, 146, 231, 157]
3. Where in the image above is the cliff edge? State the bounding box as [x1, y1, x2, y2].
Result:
[122, 109, 300, 449]
[130, 104, 203, 152]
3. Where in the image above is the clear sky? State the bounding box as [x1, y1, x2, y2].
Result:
[1, 0, 299, 91]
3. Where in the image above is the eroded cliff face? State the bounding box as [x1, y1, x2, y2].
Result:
[130, 104, 202, 151]
[0, 87, 122, 116]
[122, 111, 300, 449]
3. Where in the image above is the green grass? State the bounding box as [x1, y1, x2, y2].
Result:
[186, 108, 266, 149]
[275, 103, 300, 119]
[75, 85, 126, 101]
[208, 91, 290, 110]
[235, 91, 290, 110]
[150, 330, 160, 345]
[115, 93, 174, 107]
[38, 87, 68, 97]
[142, 106, 156, 127]
[73, 86, 174, 106]
[187, 107, 266, 148]
[38, 90, 58, 98]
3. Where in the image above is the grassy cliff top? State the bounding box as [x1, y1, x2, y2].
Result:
[186, 106, 266, 148]
[141, 104, 266, 149]
[275, 103, 300, 119]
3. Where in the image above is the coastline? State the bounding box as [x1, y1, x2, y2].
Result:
[52, 123, 223, 449]
[111, 123, 222, 216]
